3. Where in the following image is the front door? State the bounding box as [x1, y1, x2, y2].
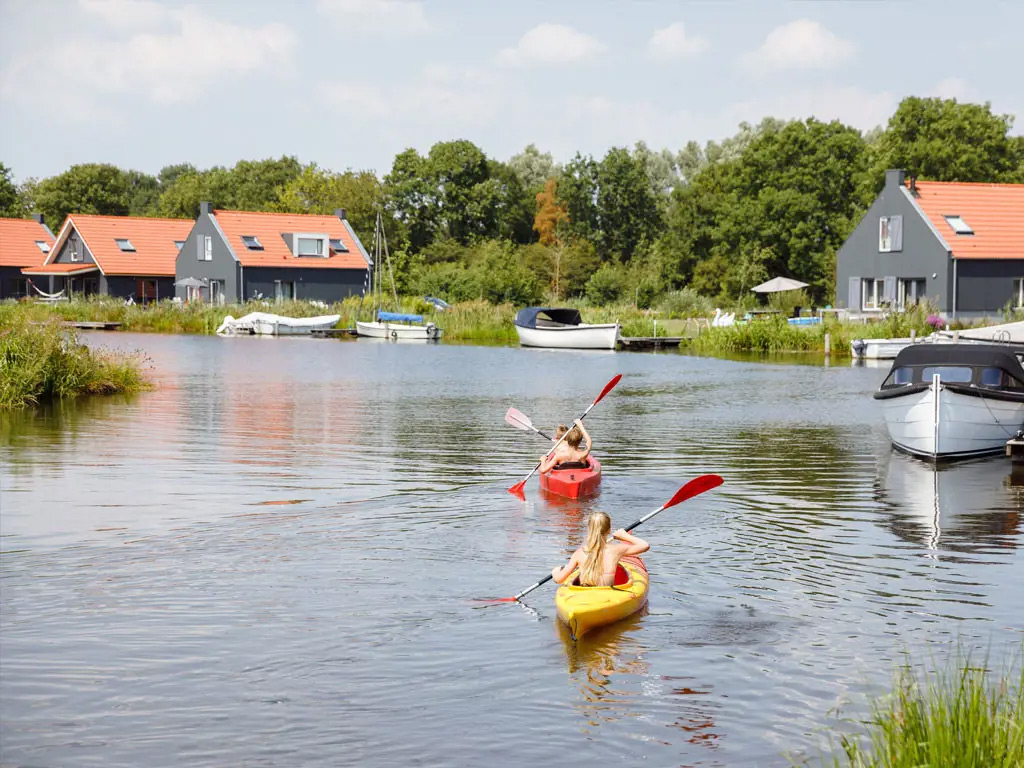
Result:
[209, 280, 224, 305]
[275, 280, 295, 302]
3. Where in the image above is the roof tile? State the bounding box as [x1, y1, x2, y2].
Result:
[910, 180, 1024, 260]
[213, 210, 368, 269]
[57, 214, 193, 276]
[0, 217, 55, 268]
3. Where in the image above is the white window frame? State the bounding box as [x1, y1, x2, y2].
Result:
[198, 234, 212, 261]
[115, 238, 135, 252]
[209, 280, 225, 305]
[878, 216, 902, 252]
[329, 237, 348, 253]
[35, 240, 50, 253]
[241, 235, 263, 250]
[945, 215, 973, 235]
[861, 278, 884, 311]
[293, 233, 328, 258]
[274, 279, 296, 301]
[70, 238, 81, 262]
[897, 277, 926, 308]
[1014, 278, 1024, 309]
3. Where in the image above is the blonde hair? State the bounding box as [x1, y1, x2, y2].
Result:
[555, 424, 568, 439]
[579, 511, 611, 586]
[565, 425, 583, 448]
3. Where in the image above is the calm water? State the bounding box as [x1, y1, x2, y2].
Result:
[2, 334, 1022, 767]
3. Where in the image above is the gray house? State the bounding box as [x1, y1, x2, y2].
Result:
[0, 214, 54, 299]
[174, 204, 371, 304]
[836, 169, 1024, 320]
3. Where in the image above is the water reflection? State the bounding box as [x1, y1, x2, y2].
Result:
[876, 452, 1023, 554]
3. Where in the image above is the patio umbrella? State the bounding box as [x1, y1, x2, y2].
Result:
[751, 276, 809, 293]
[174, 277, 208, 288]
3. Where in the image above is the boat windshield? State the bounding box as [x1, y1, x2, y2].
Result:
[920, 366, 973, 383]
[891, 367, 913, 385]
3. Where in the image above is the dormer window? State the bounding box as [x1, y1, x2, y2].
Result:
[329, 238, 348, 253]
[295, 234, 328, 257]
[945, 215, 973, 235]
[241, 235, 263, 250]
[174, 240, 185, 251]
[115, 238, 136, 251]
[35, 240, 50, 253]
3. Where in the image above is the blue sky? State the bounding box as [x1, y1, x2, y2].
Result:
[1, 0, 1021, 182]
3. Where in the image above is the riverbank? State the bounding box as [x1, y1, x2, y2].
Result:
[0, 298, 991, 357]
[0, 319, 149, 408]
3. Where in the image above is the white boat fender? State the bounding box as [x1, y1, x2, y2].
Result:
[391, 329, 398, 340]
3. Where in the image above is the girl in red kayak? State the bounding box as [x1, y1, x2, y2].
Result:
[551, 511, 649, 587]
[539, 418, 591, 473]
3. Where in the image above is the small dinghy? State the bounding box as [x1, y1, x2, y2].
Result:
[216, 312, 340, 336]
[514, 308, 619, 350]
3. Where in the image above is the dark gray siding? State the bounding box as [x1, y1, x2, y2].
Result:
[53, 229, 95, 265]
[836, 170, 952, 312]
[174, 214, 239, 301]
[956, 260, 1024, 316]
[102, 275, 174, 301]
[245, 267, 366, 303]
[1, 267, 29, 298]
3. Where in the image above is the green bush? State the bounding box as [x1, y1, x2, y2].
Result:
[585, 263, 627, 305]
[657, 287, 714, 318]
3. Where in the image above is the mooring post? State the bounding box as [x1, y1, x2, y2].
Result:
[910, 329, 916, 341]
[824, 332, 831, 356]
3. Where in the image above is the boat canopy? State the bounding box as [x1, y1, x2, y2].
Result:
[879, 343, 1024, 392]
[889, 343, 1024, 373]
[514, 307, 583, 328]
[378, 311, 423, 323]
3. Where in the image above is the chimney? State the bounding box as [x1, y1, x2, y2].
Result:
[335, 208, 347, 221]
[32, 212, 44, 225]
[199, 201, 214, 216]
[885, 169, 906, 190]
[909, 175, 917, 193]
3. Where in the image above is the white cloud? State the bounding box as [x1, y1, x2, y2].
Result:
[740, 19, 855, 75]
[78, 0, 170, 30]
[0, 5, 296, 113]
[647, 22, 709, 61]
[724, 86, 896, 134]
[315, 0, 430, 35]
[498, 24, 606, 67]
[930, 77, 972, 101]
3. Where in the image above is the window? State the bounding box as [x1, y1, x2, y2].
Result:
[136, 279, 157, 303]
[981, 368, 1003, 387]
[115, 238, 135, 251]
[34, 240, 50, 253]
[209, 280, 225, 305]
[893, 367, 914, 385]
[329, 237, 348, 252]
[921, 366, 973, 383]
[241, 235, 263, 250]
[861, 278, 884, 310]
[70, 240, 81, 262]
[275, 280, 295, 301]
[296, 236, 326, 257]
[879, 215, 903, 252]
[174, 240, 185, 252]
[197, 234, 212, 261]
[1014, 278, 1024, 309]
[897, 278, 927, 308]
[945, 215, 973, 235]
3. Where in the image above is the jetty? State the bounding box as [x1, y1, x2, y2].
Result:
[310, 328, 358, 337]
[617, 336, 684, 350]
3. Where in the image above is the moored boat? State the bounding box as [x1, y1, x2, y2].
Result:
[874, 344, 1024, 459]
[356, 311, 442, 340]
[850, 336, 918, 360]
[539, 456, 602, 499]
[555, 555, 649, 639]
[514, 307, 619, 350]
[216, 312, 341, 336]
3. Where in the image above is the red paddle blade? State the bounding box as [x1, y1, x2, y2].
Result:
[592, 373, 622, 405]
[508, 481, 526, 498]
[472, 596, 519, 603]
[664, 473, 723, 509]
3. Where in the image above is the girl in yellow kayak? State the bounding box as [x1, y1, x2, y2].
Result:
[539, 418, 592, 473]
[551, 511, 650, 587]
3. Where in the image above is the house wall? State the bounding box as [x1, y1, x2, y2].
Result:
[1, 267, 29, 299]
[956, 259, 1024, 317]
[245, 266, 367, 303]
[835, 170, 952, 313]
[53, 229, 96, 265]
[103, 275, 174, 301]
[174, 213, 239, 302]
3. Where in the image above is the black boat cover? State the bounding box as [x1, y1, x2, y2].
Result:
[514, 307, 583, 328]
[889, 343, 1024, 377]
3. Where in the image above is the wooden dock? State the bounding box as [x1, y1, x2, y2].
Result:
[310, 328, 358, 337]
[64, 321, 122, 330]
[617, 336, 685, 350]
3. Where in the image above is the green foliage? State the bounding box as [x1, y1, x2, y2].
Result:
[557, 153, 601, 244]
[33, 163, 135, 225]
[586, 262, 627, 305]
[276, 164, 382, 238]
[657, 287, 714, 318]
[597, 146, 664, 260]
[0, 162, 25, 217]
[508, 144, 559, 191]
[767, 289, 813, 317]
[156, 156, 302, 218]
[871, 97, 1024, 185]
[0, 318, 149, 408]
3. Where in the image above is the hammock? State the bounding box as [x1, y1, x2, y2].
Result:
[28, 280, 67, 300]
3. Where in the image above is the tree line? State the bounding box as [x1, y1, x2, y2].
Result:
[3, 96, 1022, 307]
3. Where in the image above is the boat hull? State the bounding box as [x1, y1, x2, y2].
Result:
[539, 456, 602, 499]
[555, 556, 649, 639]
[515, 323, 619, 350]
[355, 321, 443, 340]
[880, 380, 1024, 459]
[851, 337, 916, 360]
[217, 312, 340, 336]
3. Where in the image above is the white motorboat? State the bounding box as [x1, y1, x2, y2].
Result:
[850, 337, 918, 360]
[356, 213, 443, 342]
[216, 312, 340, 336]
[514, 307, 619, 350]
[874, 344, 1024, 459]
[852, 320, 1024, 359]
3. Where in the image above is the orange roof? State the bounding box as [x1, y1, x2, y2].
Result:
[50, 214, 193, 276]
[213, 209, 369, 269]
[22, 262, 99, 275]
[910, 180, 1024, 260]
[0, 217, 55, 268]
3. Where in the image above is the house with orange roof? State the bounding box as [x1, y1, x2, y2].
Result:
[22, 214, 193, 302]
[174, 202, 371, 304]
[837, 169, 1024, 320]
[0, 215, 55, 299]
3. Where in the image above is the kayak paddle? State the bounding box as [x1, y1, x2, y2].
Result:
[507, 374, 622, 498]
[487, 473, 724, 603]
[504, 407, 553, 440]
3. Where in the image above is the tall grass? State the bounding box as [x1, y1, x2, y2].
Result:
[817, 655, 1024, 768]
[0, 318, 149, 409]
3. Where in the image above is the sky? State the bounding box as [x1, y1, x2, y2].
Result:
[1, 0, 1021, 183]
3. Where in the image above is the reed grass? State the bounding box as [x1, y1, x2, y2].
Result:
[0, 318, 149, 409]
[816, 654, 1024, 768]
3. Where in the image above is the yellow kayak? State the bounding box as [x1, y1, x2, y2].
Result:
[555, 556, 649, 639]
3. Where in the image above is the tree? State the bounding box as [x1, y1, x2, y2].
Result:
[632, 141, 680, 200]
[508, 144, 559, 191]
[277, 164, 382, 238]
[32, 163, 133, 225]
[556, 153, 600, 245]
[596, 146, 664, 261]
[871, 97, 1024, 184]
[533, 177, 568, 246]
[229, 156, 303, 211]
[0, 162, 24, 217]
[126, 170, 161, 216]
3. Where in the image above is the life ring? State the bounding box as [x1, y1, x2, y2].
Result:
[390, 329, 398, 340]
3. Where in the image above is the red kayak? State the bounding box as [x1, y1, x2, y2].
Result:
[540, 456, 602, 499]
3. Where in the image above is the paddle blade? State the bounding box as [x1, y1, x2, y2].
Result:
[473, 596, 519, 603]
[508, 481, 527, 498]
[592, 373, 623, 406]
[664, 473, 723, 510]
[504, 407, 534, 432]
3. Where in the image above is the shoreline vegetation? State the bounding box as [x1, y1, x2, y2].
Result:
[1, 297, 1011, 357]
[796, 654, 1024, 767]
[0, 317, 149, 409]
